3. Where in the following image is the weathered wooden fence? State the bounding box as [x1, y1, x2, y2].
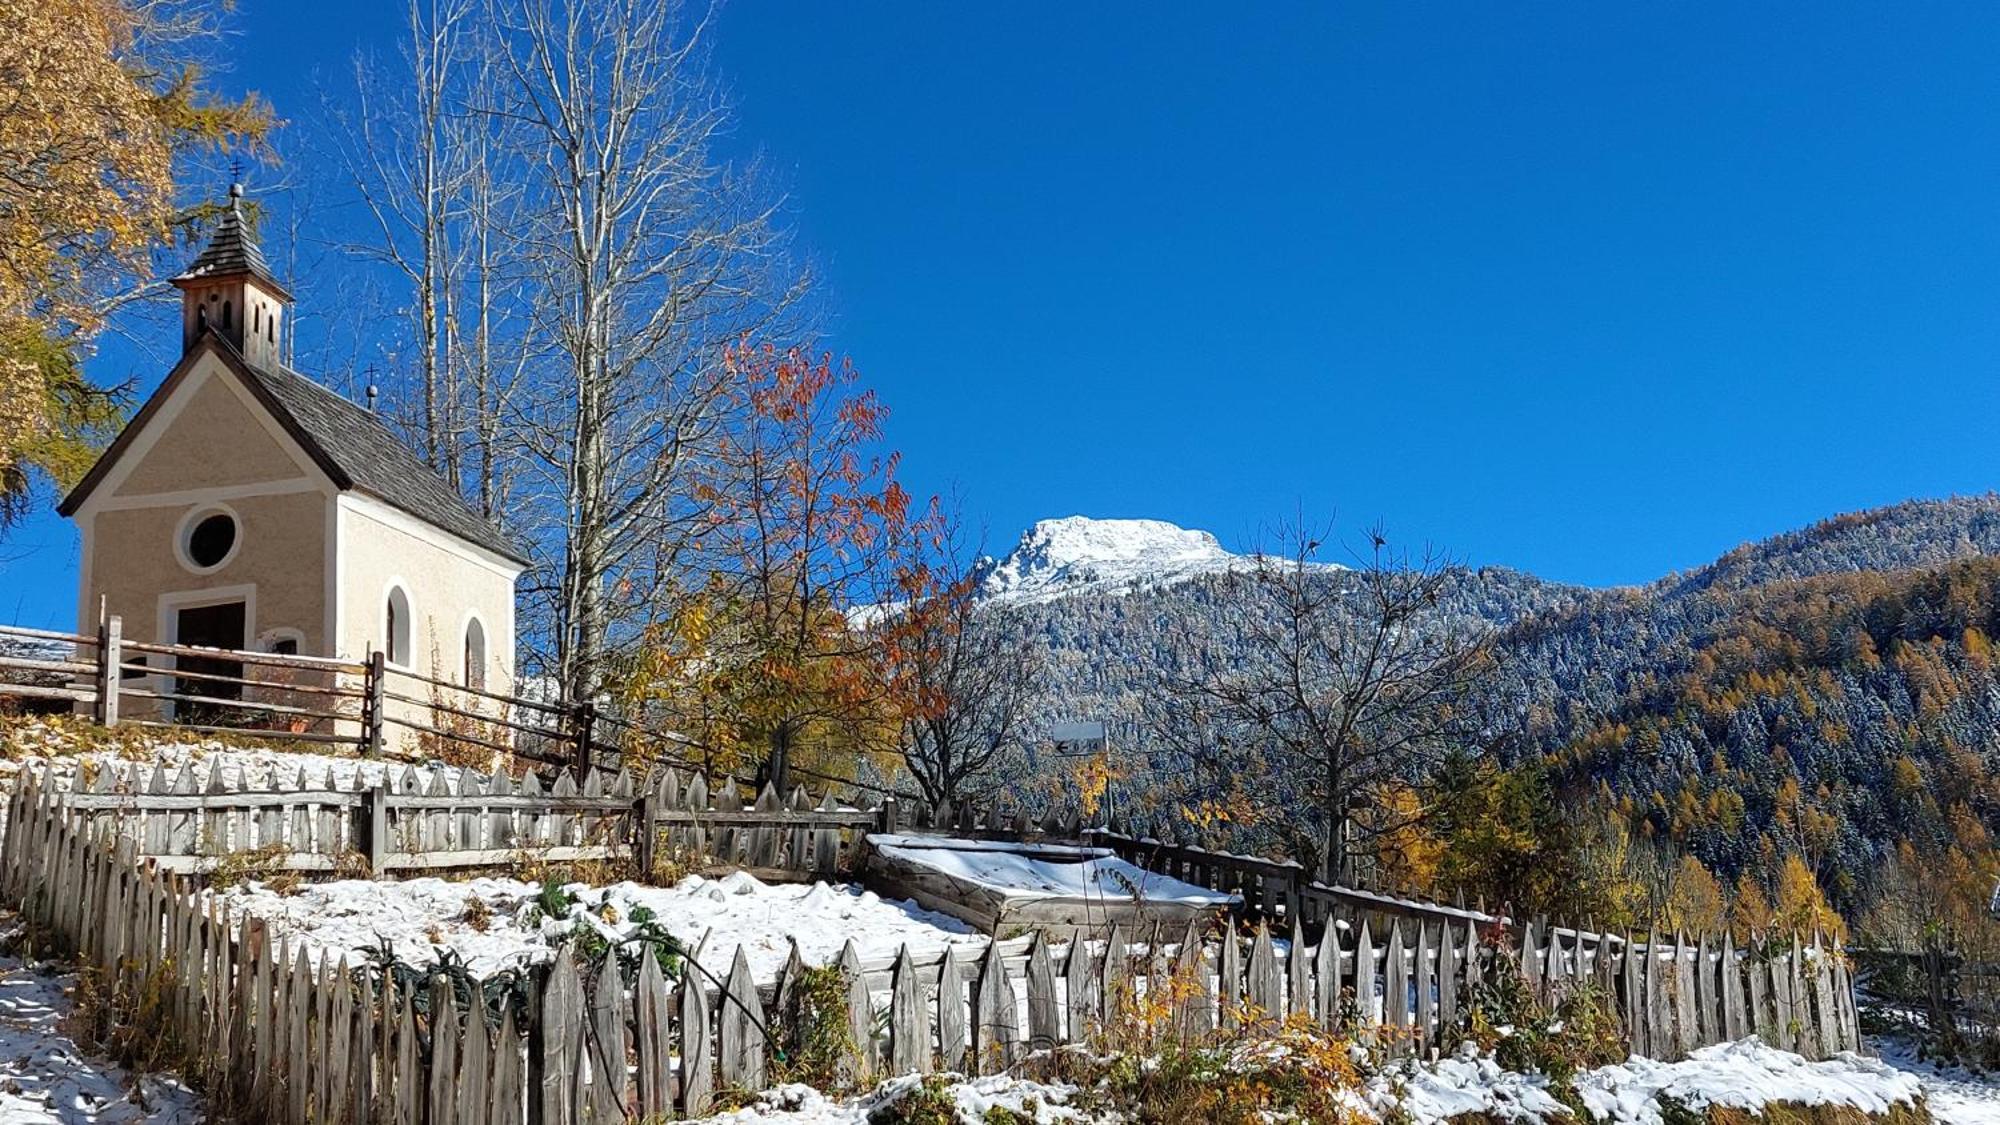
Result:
[4, 767, 1866, 1125]
[50, 760, 882, 880]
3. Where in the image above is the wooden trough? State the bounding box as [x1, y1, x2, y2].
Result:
[858, 833, 1238, 938]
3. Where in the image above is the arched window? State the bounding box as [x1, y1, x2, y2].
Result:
[384, 586, 411, 666]
[463, 617, 487, 690]
[221, 299, 232, 330]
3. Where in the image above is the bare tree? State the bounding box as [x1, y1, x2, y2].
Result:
[1153, 520, 1493, 883]
[886, 519, 1042, 805]
[329, 0, 809, 702]
[329, 0, 530, 518]
[490, 0, 809, 705]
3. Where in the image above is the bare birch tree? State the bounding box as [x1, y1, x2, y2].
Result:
[330, 0, 808, 701]
[491, 0, 808, 704]
[1152, 521, 1493, 883]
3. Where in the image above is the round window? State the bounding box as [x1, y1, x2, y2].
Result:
[185, 512, 238, 569]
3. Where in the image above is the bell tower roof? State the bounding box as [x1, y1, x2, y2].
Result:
[172, 182, 291, 301]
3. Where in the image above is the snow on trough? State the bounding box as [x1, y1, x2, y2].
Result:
[215, 869, 986, 981]
[868, 834, 1235, 906]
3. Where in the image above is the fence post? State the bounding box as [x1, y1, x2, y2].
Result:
[571, 700, 597, 780]
[366, 784, 388, 874]
[95, 615, 121, 728]
[362, 651, 385, 756]
[635, 791, 656, 877]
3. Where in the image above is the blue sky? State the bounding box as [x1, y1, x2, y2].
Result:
[7, 2, 2000, 626]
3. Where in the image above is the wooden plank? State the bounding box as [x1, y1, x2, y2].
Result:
[840, 940, 875, 1084]
[1248, 922, 1282, 1020]
[1062, 934, 1094, 1045]
[719, 948, 766, 1090]
[429, 978, 460, 1125]
[1640, 932, 1663, 1060]
[1026, 936, 1060, 1051]
[1520, 919, 1543, 1007]
[635, 951, 673, 1118]
[395, 985, 420, 1125]
[973, 938, 1020, 1074]
[1695, 933, 1719, 1049]
[352, 957, 375, 1123]
[1384, 922, 1410, 1057]
[588, 946, 629, 1117]
[1354, 920, 1377, 1040]
[1673, 933, 1697, 1058]
[1438, 922, 1462, 1041]
[937, 946, 968, 1073]
[328, 959, 353, 1125]
[890, 946, 929, 1075]
[1287, 920, 1311, 1020]
[286, 948, 310, 1125]
[1415, 924, 1436, 1055]
[459, 995, 490, 1125]
[1748, 934, 1771, 1044]
[1720, 932, 1746, 1042]
[679, 967, 714, 1117]
[539, 953, 583, 1125]
[1313, 929, 1341, 1030]
[491, 1003, 524, 1125]
[1169, 921, 1210, 1039]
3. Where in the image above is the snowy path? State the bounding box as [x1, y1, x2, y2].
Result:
[1874, 1038, 2000, 1125]
[0, 916, 203, 1124]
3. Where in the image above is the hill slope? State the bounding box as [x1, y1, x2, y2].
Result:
[977, 496, 2000, 914]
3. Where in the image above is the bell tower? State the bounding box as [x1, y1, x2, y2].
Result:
[171, 183, 293, 369]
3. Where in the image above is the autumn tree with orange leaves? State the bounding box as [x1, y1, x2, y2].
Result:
[623, 343, 936, 792]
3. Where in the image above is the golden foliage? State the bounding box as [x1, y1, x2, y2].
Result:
[0, 0, 269, 526]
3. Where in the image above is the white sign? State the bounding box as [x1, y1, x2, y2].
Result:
[1049, 720, 1106, 744]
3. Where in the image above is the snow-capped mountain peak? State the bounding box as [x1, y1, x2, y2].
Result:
[977, 516, 1246, 604]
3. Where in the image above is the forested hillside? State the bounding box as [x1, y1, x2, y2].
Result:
[982, 496, 2000, 933]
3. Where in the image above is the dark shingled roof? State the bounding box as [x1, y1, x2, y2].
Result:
[239, 358, 533, 567]
[172, 185, 291, 299]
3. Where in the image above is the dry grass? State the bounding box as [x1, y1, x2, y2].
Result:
[205, 842, 294, 892]
[0, 713, 357, 763]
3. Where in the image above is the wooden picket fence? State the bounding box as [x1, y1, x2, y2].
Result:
[50, 759, 883, 880]
[4, 762, 1867, 1125]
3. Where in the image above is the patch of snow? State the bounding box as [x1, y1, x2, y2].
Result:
[978, 516, 1257, 604]
[0, 915, 203, 1123]
[214, 870, 986, 981]
[871, 834, 1238, 907]
[1369, 1039, 1926, 1125]
[1873, 1036, 2000, 1125]
[686, 1073, 1096, 1123]
[1574, 1040, 1922, 1125]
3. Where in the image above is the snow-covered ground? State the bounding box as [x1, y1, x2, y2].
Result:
[689, 1038, 1978, 1125]
[1873, 1037, 2000, 1125]
[214, 869, 986, 980]
[0, 914, 203, 1124]
[691, 1075, 1093, 1124]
